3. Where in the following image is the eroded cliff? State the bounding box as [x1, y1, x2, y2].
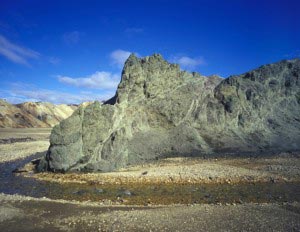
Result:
[39, 54, 300, 172]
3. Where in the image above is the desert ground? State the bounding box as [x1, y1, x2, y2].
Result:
[0, 128, 299, 231]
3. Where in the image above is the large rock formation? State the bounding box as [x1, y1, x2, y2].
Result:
[0, 100, 78, 128]
[40, 54, 300, 172]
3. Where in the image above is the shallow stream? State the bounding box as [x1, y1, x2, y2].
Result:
[0, 154, 299, 205]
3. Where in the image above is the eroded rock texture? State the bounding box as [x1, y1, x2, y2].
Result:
[40, 54, 300, 172]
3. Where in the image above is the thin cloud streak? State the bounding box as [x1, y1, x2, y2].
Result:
[58, 71, 120, 90]
[1, 83, 114, 104]
[170, 55, 206, 70]
[48, 56, 61, 65]
[110, 49, 132, 68]
[0, 34, 40, 65]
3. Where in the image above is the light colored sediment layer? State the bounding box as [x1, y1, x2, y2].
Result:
[29, 154, 300, 185]
[0, 128, 51, 140]
[0, 193, 299, 232]
[0, 193, 133, 207]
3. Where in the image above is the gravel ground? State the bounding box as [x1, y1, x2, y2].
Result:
[32, 154, 300, 185]
[0, 128, 50, 163]
[0, 193, 299, 232]
[0, 140, 49, 163]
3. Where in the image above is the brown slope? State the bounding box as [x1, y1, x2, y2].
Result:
[0, 99, 79, 128]
[16, 102, 77, 127]
[0, 99, 47, 128]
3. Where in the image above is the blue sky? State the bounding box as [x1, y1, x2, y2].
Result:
[0, 0, 299, 104]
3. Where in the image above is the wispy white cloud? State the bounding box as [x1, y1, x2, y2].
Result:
[58, 71, 120, 90]
[170, 55, 206, 70]
[110, 49, 132, 68]
[63, 31, 80, 45]
[1, 83, 114, 104]
[0, 34, 40, 66]
[48, 56, 60, 65]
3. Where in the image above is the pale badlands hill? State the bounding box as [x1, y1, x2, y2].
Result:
[0, 99, 78, 128]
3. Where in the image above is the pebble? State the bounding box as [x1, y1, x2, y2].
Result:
[94, 188, 104, 194]
[204, 193, 211, 198]
[73, 190, 87, 195]
[237, 199, 243, 204]
[117, 189, 133, 197]
[123, 190, 132, 196]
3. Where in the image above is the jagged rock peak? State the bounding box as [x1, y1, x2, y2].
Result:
[116, 53, 205, 104]
[123, 53, 139, 67]
[105, 53, 204, 105]
[125, 53, 167, 65]
[121, 53, 180, 78]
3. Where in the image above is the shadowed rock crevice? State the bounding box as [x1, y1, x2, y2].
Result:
[39, 54, 300, 172]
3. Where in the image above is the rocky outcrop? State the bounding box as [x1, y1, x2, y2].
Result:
[0, 100, 78, 128]
[40, 54, 300, 172]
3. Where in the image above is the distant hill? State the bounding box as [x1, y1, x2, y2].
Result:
[0, 99, 79, 128]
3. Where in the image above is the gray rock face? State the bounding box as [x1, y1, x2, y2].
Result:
[39, 54, 300, 172]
